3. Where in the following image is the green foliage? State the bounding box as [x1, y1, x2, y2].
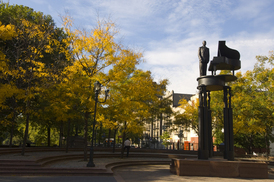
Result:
[174, 98, 199, 134]
[211, 53, 274, 153]
[230, 51, 274, 154]
[160, 131, 171, 147]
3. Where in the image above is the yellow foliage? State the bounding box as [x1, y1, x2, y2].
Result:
[231, 52, 274, 138]
[0, 21, 16, 70]
[0, 22, 16, 40]
[0, 83, 24, 109]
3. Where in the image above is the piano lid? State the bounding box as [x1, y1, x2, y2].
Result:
[218, 41, 240, 60]
[208, 41, 241, 73]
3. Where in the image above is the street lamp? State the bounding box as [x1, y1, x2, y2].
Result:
[87, 81, 109, 167]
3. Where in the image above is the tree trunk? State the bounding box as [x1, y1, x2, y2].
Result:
[107, 129, 111, 147]
[120, 121, 127, 158]
[121, 131, 126, 158]
[250, 135, 254, 155]
[160, 113, 163, 136]
[21, 112, 30, 156]
[9, 100, 17, 148]
[66, 119, 71, 153]
[151, 117, 154, 139]
[75, 125, 78, 136]
[84, 111, 89, 161]
[94, 127, 97, 146]
[98, 124, 102, 146]
[113, 128, 117, 153]
[47, 127, 51, 147]
[59, 121, 63, 148]
[9, 125, 14, 148]
[265, 132, 269, 160]
[248, 135, 253, 154]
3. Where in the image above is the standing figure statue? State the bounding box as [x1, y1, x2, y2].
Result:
[198, 40, 210, 76]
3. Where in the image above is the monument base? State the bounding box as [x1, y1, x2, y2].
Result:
[198, 149, 209, 160]
[170, 158, 268, 179]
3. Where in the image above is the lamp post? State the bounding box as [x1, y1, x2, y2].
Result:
[87, 81, 109, 167]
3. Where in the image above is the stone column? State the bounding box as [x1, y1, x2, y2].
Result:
[227, 87, 234, 160]
[223, 86, 234, 160]
[198, 85, 209, 159]
[207, 91, 213, 158]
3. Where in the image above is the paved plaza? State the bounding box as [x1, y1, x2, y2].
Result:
[0, 165, 273, 182]
[115, 165, 274, 182]
[0, 150, 273, 182]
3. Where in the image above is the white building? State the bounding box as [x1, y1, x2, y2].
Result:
[142, 90, 198, 149]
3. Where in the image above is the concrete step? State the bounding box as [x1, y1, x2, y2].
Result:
[36, 153, 173, 166]
[0, 159, 36, 162]
[107, 160, 171, 170]
[0, 160, 170, 176]
[0, 149, 196, 176]
[37, 155, 84, 166]
[0, 163, 41, 167]
[0, 158, 170, 176]
[0, 160, 41, 167]
[0, 168, 113, 176]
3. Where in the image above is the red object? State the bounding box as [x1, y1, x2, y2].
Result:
[184, 141, 189, 150]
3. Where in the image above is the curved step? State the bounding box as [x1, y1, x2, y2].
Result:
[106, 160, 171, 171]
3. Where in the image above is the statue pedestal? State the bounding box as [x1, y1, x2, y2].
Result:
[170, 158, 268, 179]
[197, 75, 237, 91]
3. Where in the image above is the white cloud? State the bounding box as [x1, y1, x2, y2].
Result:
[143, 28, 274, 94]
[149, 63, 200, 94]
[165, 0, 231, 36]
[231, 0, 272, 20]
[28, 0, 47, 5]
[228, 38, 274, 71]
[7, 0, 274, 94]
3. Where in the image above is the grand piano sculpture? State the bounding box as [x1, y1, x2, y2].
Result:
[197, 41, 241, 160]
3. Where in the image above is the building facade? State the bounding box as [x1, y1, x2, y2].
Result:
[142, 90, 198, 149]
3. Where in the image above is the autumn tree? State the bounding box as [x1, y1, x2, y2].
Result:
[0, 3, 170, 159]
[105, 69, 167, 157]
[0, 21, 17, 146]
[231, 52, 274, 155]
[200, 54, 274, 155]
[146, 89, 173, 144]
[0, 3, 68, 154]
[60, 16, 168, 160]
[252, 52, 274, 156]
[174, 97, 199, 135]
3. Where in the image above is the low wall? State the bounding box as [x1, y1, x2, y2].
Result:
[170, 158, 268, 179]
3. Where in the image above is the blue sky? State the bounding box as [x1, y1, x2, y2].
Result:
[5, 0, 274, 94]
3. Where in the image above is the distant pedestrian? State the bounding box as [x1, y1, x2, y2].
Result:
[124, 138, 131, 157]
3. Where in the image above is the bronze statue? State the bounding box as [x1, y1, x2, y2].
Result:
[198, 41, 210, 76]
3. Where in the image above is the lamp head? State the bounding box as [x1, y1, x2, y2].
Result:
[94, 81, 101, 92]
[105, 89, 109, 99]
